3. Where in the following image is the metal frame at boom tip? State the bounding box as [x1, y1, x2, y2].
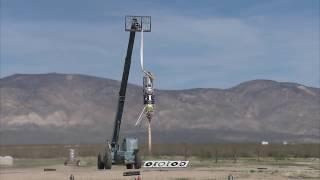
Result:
[125, 16, 151, 32]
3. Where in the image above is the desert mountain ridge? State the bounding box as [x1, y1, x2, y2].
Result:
[0, 73, 319, 144]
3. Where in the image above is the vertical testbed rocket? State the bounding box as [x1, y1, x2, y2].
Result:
[143, 71, 155, 111]
[135, 70, 155, 126]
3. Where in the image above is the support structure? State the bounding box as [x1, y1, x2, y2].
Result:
[98, 16, 151, 170]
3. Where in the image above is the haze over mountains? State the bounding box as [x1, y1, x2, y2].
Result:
[0, 73, 319, 144]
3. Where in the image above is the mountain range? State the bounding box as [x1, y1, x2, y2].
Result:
[0, 73, 319, 144]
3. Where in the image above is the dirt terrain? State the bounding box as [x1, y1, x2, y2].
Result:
[0, 157, 319, 180]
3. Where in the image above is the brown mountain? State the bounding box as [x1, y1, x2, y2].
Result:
[0, 73, 319, 144]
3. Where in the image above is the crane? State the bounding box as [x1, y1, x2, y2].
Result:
[97, 16, 151, 170]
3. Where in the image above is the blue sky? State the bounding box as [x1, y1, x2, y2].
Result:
[0, 0, 319, 89]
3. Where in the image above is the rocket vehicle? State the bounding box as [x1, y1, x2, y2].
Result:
[135, 71, 155, 127]
[143, 71, 155, 112]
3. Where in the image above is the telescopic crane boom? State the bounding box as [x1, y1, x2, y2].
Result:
[111, 20, 138, 149]
[97, 16, 151, 170]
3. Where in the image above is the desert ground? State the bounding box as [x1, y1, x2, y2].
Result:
[1, 157, 319, 180]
